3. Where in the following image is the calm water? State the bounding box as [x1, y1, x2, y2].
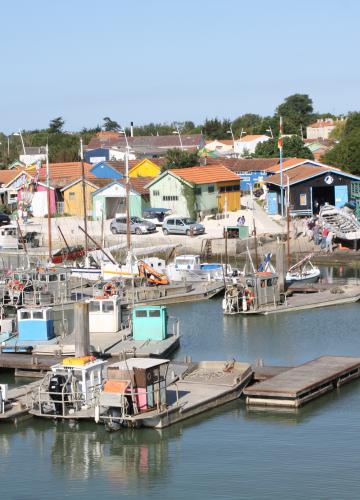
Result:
[2, 266, 360, 499]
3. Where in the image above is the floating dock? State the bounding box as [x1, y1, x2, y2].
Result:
[244, 355, 360, 408]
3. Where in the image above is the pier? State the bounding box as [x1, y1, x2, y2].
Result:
[244, 356, 360, 408]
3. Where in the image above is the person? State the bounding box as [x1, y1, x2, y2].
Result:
[325, 230, 334, 253]
[241, 215, 246, 225]
[22, 209, 28, 224]
[313, 222, 321, 246]
[321, 226, 329, 250]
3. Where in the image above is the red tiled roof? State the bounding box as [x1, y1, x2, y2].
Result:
[169, 165, 239, 185]
[0, 167, 25, 185]
[199, 157, 282, 172]
[308, 119, 336, 129]
[238, 134, 269, 142]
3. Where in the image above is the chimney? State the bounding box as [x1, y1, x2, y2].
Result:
[130, 121, 134, 137]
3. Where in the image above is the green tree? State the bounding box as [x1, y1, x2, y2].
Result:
[255, 135, 314, 159]
[232, 114, 262, 135]
[276, 94, 314, 133]
[162, 148, 200, 170]
[203, 118, 231, 139]
[323, 113, 360, 174]
[48, 117, 65, 133]
[103, 116, 120, 131]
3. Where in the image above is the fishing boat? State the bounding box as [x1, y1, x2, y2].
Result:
[285, 254, 321, 285]
[319, 203, 360, 241]
[96, 358, 253, 430]
[166, 254, 230, 282]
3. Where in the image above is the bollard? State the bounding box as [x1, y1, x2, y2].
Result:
[74, 302, 90, 357]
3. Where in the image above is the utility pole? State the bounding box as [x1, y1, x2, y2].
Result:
[278, 116, 284, 218]
[125, 146, 131, 250]
[80, 138, 88, 253]
[46, 144, 52, 260]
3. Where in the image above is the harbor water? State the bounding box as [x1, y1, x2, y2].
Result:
[1, 265, 360, 499]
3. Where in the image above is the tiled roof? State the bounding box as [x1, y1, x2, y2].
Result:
[38, 162, 99, 188]
[169, 165, 239, 185]
[0, 168, 25, 185]
[238, 134, 269, 142]
[200, 157, 282, 172]
[308, 119, 336, 129]
[86, 134, 204, 151]
[265, 158, 309, 173]
[265, 165, 346, 186]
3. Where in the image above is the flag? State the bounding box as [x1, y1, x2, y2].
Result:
[277, 137, 283, 150]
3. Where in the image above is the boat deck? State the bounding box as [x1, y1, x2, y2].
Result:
[243, 355, 360, 407]
[242, 284, 360, 315]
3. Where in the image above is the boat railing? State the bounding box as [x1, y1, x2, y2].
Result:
[31, 372, 103, 418]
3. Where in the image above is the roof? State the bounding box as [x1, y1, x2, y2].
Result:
[265, 165, 360, 186]
[22, 146, 47, 155]
[86, 134, 204, 151]
[237, 134, 269, 142]
[199, 157, 282, 173]
[169, 165, 240, 185]
[109, 358, 169, 371]
[308, 119, 336, 129]
[92, 177, 151, 196]
[38, 162, 97, 187]
[264, 158, 320, 174]
[0, 167, 25, 185]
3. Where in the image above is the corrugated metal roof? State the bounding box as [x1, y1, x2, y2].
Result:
[265, 165, 360, 186]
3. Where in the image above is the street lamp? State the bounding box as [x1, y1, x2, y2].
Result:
[266, 126, 273, 139]
[226, 125, 235, 150]
[172, 126, 183, 150]
[119, 128, 132, 250]
[13, 130, 26, 155]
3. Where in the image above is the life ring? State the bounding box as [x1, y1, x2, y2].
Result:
[9, 279, 24, 292]
[103, 282, 117, 297]
[244, 288, 255, 306]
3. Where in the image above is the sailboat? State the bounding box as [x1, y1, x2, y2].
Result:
[285, 253, 320, 285]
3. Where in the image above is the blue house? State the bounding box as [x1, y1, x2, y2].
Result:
[90, 161, 123, 180]
[84, 148, 110, 165]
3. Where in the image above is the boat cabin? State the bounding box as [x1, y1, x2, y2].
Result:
[87, 295, 122, 333]
[174, 255, 200, 270]
[17, 307, 55, 341]
[243, 272, 280, 308]
[0, 225, 20, 250]
[132, 306, 168, 341]
[101, 358, 169, 415]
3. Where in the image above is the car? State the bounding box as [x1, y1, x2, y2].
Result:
[254, 187, 264, 198]
[0, 213, 11, 227]
[110, 216, 156, 235]
[142, 208, 172, 226]
[162, 216, 205, 236]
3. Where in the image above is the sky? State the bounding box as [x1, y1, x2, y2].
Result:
[1, 0, 360, 133]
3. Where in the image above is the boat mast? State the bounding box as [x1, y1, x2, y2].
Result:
[46, 144, 52, 260]
[120, 129, 131, 251]
[80, 138, 88, 254]
[286, 175, 291, 269]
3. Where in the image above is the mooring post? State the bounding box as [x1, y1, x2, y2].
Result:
[276, 241, 286, 293]
[74, 302, 90, 357]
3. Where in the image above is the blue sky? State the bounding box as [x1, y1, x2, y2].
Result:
[1, 0, 359, 133]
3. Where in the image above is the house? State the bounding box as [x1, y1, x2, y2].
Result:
[304, 139, 332, 161]
[61, 178, 107, 216]
[91, 158, 163, 179]
[234, 135, 271, 156]
[205, 140, 234, 153]
[146, 165, 241, 218]
[92, 177, 151, 220]
[128, 158, 162, 178]
[19, 146, 47, 166]
[84, 147, 110, 164]
[306, 119, 339, 140]
[85, 133, 205, 158]
[265, 163, 360, 216]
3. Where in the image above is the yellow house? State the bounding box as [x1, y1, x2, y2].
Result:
[61, 178, 99, 216]
[129, 159, 161, 178]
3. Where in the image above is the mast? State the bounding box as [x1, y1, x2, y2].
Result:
[46, 144, 52, 260]
[286, 176, 291, 269]
[125, 142, 131, 250]
[80, 138, 88, 254]
[278, 116, 284, 218]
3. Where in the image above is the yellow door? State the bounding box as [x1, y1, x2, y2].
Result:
[218, 192, 240, 212]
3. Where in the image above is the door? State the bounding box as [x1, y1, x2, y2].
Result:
[334, 185, 348, 208]
[267, 192, 278, 215]
[175, 219, 186, 234]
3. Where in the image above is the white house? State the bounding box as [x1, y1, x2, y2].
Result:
[306, 119, 338, 140]
[19, 147, 47, 166]
[234, 135, 271, 156]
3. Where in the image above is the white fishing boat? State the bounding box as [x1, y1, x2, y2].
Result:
[319, 204, 360, 241]
[285, 254, 321, 285]
[166, 255, 230, 282]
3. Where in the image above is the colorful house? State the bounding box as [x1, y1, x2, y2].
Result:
[92, 177, 151, 219]
[61, 179, 102, 216]
[128, 158, 161, 178]
[146, 166, 241, 218]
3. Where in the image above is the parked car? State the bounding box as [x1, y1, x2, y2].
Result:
[162, 216, 205, 236]
[0, 213, 11, 227]
[143, 208, 172, 226]
[110, 216, 156, 235]
[254, 187, 264, 198]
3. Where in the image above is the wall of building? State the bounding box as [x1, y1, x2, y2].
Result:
[92, 183, 144, 219]
[129, 159, 161, 178]
[63, 182, 97, 216]
[194, 183, 218, 214]
[149, 175, 195, 217]
[306, 125, 335, 140]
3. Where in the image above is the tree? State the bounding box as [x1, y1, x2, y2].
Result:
[276, 94, 314, 133]
[103, 116, 120, 131]
[323, 113, 360, 174]
[202, 118, 231, 140]
[48, 117, 65, 133]
[162, 148, 200, 170]
[232, 114, 262, 136]
[255, 135, 314, 159]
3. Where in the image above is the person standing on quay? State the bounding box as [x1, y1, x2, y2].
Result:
[325, 230, 334, 253]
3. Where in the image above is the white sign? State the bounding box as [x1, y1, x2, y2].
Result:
[324, 175, 334, 185]
[90, 156, 107, 164]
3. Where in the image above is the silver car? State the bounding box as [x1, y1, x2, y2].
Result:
[110, 216, 156, 235]
[162, 216, 205, 236]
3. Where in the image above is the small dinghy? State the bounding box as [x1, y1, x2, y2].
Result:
[286, 254, 321, 285]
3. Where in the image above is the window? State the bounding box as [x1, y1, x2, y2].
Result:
[195, 187, 201, 195]
[102, 301, 114, 313]
[153, 190, 160, 196]
[208, 185, 215, 193]
[267, 279, 273, 287]
[33, 311, 44, 319]
[49, 274, 57, 282]
[60, 274, 66, 281]
[116, 217, 126, 223]
[176, 219, 184, 226]
[89, 301, 100, 312]
[20, 311, 31, 320]
[300, 194, 307, 206]
[149, 310, 161, 317]
[162, 195, 178, 201]
[135, 310, 147, 318]
[166, 219, 174, 225]
[69, 192, 76, 200]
